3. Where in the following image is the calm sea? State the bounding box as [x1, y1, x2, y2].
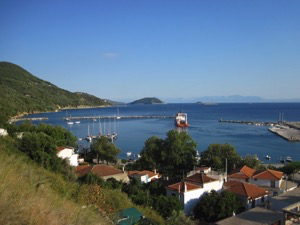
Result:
[22, 103, 300, 163]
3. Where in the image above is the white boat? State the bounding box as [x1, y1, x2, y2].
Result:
[86, 136, 92, 142]
[67, 121, 74, 125]
[126, 152, 132, 157]
[286, 156, 293, 163]
[116, 109, 121, 119]
[75, 121, 80, 124]
[265, 155, 271, 160]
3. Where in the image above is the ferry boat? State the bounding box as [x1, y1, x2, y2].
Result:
[175, 113, 189, 127]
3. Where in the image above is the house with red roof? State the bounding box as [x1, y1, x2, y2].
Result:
[166, 173, 223, 215]
[228, 165, 256, 183]
[57, 146, 78, 166]
[251, 169, 283, 189]
[127, 170, 160, 183]
[75, 164, 129, 183]
[224, 181, 269, 210]
[228, 166, 295, 196]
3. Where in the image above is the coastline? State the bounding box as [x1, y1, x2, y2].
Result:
[9, 104, 112, 122]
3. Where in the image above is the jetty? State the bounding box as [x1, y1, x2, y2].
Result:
[62, 115, 175, 121]
[269, 125, 300, 142]
[219, 119, 277, 126]
[9, 117, 48, 123]
[219, 119, 300, 142]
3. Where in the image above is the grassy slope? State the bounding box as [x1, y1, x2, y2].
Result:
[0, 137, 165, 225]
[0, 62, 110, 123]
[0, 137, 106, 225]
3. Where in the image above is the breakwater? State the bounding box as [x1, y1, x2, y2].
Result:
[219, 119, 300, 142]
[269, 126, 300, 142]
[9, 117, 48, 123]
[219, 119, 277, 126]
[63, 115, 175, 120]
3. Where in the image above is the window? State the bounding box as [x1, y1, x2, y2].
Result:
[271, 180, 276, 188]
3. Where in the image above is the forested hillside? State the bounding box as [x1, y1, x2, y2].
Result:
[130, 97, 163, 104]
[0, 62, 110, 125]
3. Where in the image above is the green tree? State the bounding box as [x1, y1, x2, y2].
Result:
[90, 136, 120, 164]
[167, 211, 195, 225]
[279, 161, 300, 181]
[37, 123, 77, 147]
[199, 144, 241, 172]
[78, 172, 105, 185]
[19, 132, 59, 171]
[241, 154, 260, 169]
[153, 195, 183, 219]
[137, 130, 198, 178]
[193, 190, 242, 223]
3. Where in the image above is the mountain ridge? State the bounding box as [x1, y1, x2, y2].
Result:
[0, 62, 111, 125]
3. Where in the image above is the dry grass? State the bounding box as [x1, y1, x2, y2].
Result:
[0, 137, 106, 225]
[0, 137, 165, 225]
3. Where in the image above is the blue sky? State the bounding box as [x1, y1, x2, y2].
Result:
[1, 0, 299, 102]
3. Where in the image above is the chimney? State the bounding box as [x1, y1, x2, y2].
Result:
[154, 168, 157, 174]
[122, 165, 125, 173]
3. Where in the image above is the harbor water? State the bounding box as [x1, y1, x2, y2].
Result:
[22, 103, 300, 163]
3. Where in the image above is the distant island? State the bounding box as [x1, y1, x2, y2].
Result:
[130, 97, 163, 105]
[196, 102, 218, 105]
[0, 62, 111, 125]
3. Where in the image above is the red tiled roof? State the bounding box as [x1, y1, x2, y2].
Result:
[167, 181, 202, 193]
[91, 165, 123, 177]
[224, 181, 268, 199]
[57, 146, 65, 152]
[75, 165, 93, 176]
[229, 165, 256, 179]
[195, 167, 210, 171]
[184, 173, 216, 184]
[127, 170, 139, 176]
[137, 170, 159, 178]
[253, 169, 283, 181]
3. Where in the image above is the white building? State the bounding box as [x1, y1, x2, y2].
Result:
[57, 146, 78, 166]
[127, 170, 160, 183]
[0, 128, 8, 137]
[251, 169, 283, 189]
[223, 180, 269, 210]
[166, 173, 223, 215]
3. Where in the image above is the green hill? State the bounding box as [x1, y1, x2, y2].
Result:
[0, 62, 110, 124]
[130, 97, 163, 104]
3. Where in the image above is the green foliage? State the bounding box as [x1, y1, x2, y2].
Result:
[78, 172, 105, 186]
[193, 190, 243, 223]
[104, 177, 123, 189]
[0, 136, 106, 225]
[241, 154, 260, 169]
[278, 161, 300, 180]
[90, 136, 121, 164]
[0, 61, 110, 125]
[136, 130, 198, 178]
[130, 97, 163, 104]
[122, 179, 181, 219]
[199, 143, 241, 172]
[153, 195, 183, 219]
[167, 211, 195, 225]
[36, 123, 77, 147]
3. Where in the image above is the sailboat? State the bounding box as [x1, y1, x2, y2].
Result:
[86, 123, 92, 142]
[116, 108, 121, 120]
